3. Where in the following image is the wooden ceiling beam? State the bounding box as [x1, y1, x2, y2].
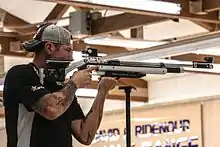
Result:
[9, 12, 168, 37]
[91, 13, 168, 35]
[3, 11, 36, 34]
[72, 40, 128, 54]
[37, 0, 220, 41]
[5, 12, 168, 39]
[203, 0, 220, 12]
[3, 12, 28, 26]
[12, 12, 170, 55]
[45, 4, 70, 21]
[39, 0, 220, 24]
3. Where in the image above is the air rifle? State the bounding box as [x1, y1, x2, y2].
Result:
[39, 48, 214, 84]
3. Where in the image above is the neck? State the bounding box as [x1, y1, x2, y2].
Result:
[32, 54, 47, 68]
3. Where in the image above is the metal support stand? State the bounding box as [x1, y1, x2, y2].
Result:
[119, 86, 136, 147]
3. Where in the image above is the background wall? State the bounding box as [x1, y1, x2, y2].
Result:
[74, 96, 220, 147]
[203, 99, 220, 147]
[148, 73, 220, 103]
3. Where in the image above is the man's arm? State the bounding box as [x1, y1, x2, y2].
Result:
[71, 89, 108, 145]
[5, 65, 94, 121]
[29, 66, 96, 120]
[32, 80, 77, 120]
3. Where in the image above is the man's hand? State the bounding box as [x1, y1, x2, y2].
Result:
[98, 77, 118, 92]
[71, 66, 98, 88]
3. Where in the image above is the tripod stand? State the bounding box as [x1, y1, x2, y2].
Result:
[119, 86, 136, 147]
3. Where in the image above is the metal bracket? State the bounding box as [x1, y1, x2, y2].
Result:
[189, 0, 207, 15]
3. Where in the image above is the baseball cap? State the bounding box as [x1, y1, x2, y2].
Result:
[22, 24, 73, 52]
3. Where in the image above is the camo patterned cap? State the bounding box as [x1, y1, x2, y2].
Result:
[40, 24, 72, 45]
[22, 24, 72, 52]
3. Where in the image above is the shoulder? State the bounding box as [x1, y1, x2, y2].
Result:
[4, 63, 40, 87]
[5, 63, 39, 80]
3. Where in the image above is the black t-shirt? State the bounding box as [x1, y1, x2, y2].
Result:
[3, 63, 85, 147]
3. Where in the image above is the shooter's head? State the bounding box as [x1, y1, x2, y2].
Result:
[22, 24, 73, 64]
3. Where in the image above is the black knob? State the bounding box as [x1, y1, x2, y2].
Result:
[204, 56, 213, 63]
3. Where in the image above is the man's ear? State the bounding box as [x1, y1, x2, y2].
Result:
[44, 42, 54, 55]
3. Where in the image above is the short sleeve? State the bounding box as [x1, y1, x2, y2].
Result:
[3, 64, 50, 112]
[70, 98, 85, 120]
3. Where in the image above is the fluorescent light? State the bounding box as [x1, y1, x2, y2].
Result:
[190, 47, 220, 56]
[105, 32, 220, 61]
[74, 0, 181, 14]
[84, 37, 168, 49]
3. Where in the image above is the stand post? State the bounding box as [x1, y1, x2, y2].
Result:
[119, 86, 135, 147]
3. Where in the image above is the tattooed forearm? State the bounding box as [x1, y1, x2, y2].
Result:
[73, 90, 108, 145]
[32, 80, 77, 120]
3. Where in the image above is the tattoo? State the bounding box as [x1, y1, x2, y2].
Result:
[32, 80, 77, 120]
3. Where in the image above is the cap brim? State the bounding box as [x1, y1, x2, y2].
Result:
[21, 39, 42, 52]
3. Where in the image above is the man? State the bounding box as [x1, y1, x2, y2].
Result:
[3, 24, 117, 147]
